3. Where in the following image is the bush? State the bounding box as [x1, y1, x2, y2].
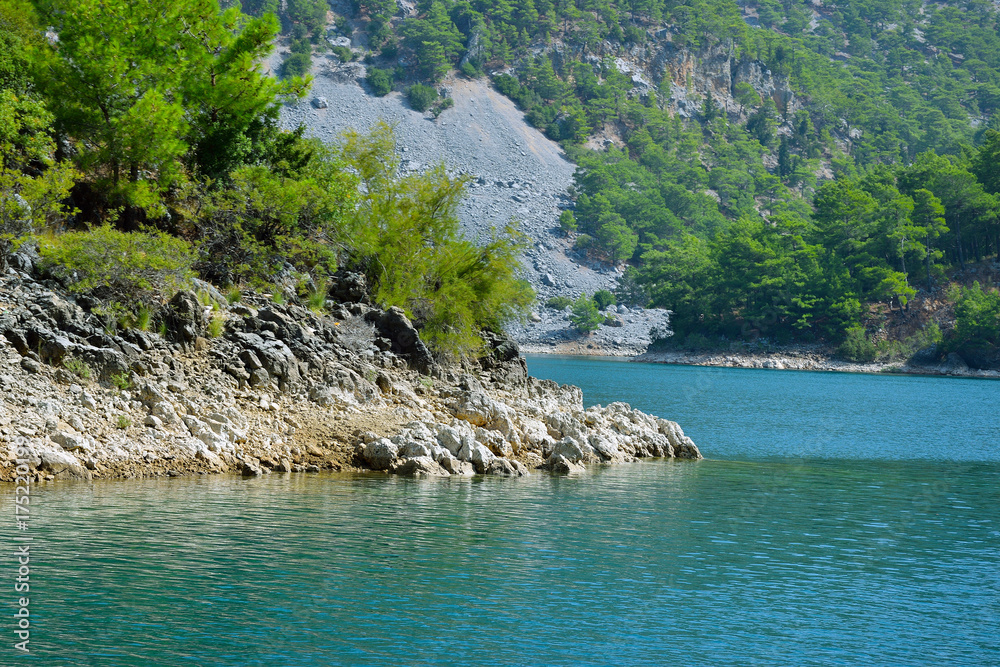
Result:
[951, 282, 1000, 349]
[574, 234, 594, 250]
[407, 84, 437, 112]
[64, 356, 93, 380]
[110, 372, 131, 391]
[570, 294, 602, 333]
[367, 68, 393, 96]
[340, 123, 533, 357]
[837, 326, 877, 362]
[331, 45, 353, 62]
[431, 96, 454, 118]
[546, 296, 572, 309]
[593, 289, 616, 311]
[207, 313, 224, 338]
[39, 225, 195, 306]
[558, 210, 577, 235]
[459, 60, 480, 78]
[282, 52, 311, 77]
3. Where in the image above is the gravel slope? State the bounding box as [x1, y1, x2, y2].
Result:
[278, 57, 670, 354]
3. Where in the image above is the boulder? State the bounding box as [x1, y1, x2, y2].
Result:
[39, 449, 92, 480]
[51, 430, 92, 453]
[484, 458, 528, 477]
[329, 270, 369, 304]
[548, 437, 598, 464]
[163, 291, 205, 349]
[548, 454, 585, 474]
[439, 456, 475, 476]
[392, 456, 450, 477]
[450, 390, 501, 427]
[362, 439, 399, 471]
[372, 306, 434, 374]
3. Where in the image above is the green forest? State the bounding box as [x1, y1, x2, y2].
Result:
[3, 0, 1000, 365]
[346, 0, 1000, 365]
[0, 0, 532, 359]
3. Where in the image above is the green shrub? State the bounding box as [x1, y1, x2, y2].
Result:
[207, 313, 224, 338]
[110, 372, 131, 391]
[39, 225, 195, 306]
[570, 294, 602, 333]
[196, 158, 353, 287]
[574, 234, 594, 250]
[546, 296, 572, 309]
[307, 278, 327, 312]
[558, 210, 577, 235]
[367, 68, 393, 96]
[593, 289, 616, 311]
[64, 356, 93, 380]
[133, 304, 152, 331]
[459, 60, 481, 78]
[331, 45, 353, 62]
[283, 52, 311, 77]
[340, 123, 533, 358]
[115, 415, 131, 429]
[951, 282, 1000, 349]
[431, 96, 454, 118]
[226, 286, 242, 304]
[837, 326, 877, 362]
[407, 84, 437, 112]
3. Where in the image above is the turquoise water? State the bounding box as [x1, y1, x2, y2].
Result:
[2, 360, 999, 665]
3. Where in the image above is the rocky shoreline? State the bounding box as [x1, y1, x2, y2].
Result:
[634, 347, 1000, 379]
[0, 267, 701, 484]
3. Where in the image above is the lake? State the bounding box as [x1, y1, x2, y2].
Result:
[2, 359, 998, 665]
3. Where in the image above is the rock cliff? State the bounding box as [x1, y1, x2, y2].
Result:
[0, 266, 700, 483]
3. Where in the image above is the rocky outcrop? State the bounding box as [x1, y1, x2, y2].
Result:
[0, 269, 700, 484]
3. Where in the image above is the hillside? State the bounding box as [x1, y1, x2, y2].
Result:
[260, 0, 1000, 366]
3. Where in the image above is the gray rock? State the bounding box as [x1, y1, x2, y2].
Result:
[51, 430, 92, 452]
[484, 457, 528, 477]
[548, 454, 585, 474]
[548, 436, 597, 464]
[362, 439, 399, 471]
[240, 459, 264, 477]
[440, 456, 475, 476]
[373, 306, 434, 374]
[392, 456, 450, 477]
[20, 357, 40, 374]
[450, 390, 501, 427]
[39, 449, 91, 480]
[163, 290, 206, 349]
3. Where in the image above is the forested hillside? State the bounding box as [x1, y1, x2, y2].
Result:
[322, 0, 1000, 365]
[0, 0, 534, 360]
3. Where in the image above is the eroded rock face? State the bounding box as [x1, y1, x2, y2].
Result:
[164, 291, 206, 349]
[372, 307, 435, 375]
[0, 269, 701, 485]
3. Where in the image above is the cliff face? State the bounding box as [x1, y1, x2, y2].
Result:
[0, 265, 700, 484]
[541, 35, 798, 122]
